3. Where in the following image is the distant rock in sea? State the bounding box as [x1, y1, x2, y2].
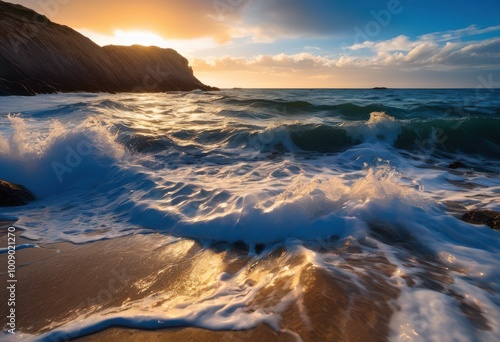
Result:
[372, 87, 388, 90]
[0, 179, 35, 206]
[0, 0, 217, 95]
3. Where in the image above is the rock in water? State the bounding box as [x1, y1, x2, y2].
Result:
[0, 0, 216, 95]
[0, 180, 36, 206]
[448, 161, 468, 169]
[462, 210, 500, 231]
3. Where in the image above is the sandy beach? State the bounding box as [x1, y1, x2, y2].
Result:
[0, 221, 406, 341]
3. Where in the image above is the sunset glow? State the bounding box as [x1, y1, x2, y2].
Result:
[76, 28, 220, 57]
[9, 0, 500, 88]
[108, 30, 170, 47]
[1, 0, 500, 340]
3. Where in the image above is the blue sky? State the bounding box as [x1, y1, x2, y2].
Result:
[11, 0, 500, 87]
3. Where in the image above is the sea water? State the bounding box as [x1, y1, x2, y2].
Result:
[0, 89, 499, 341]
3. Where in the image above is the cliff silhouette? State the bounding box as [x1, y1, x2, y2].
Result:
[0, 1, 217, 95]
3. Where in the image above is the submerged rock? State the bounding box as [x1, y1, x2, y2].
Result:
[462, 210, 500, 231]
[0, 1, 216, 95]
[448, 161, 468, 169]
[0, 180, 36, 206]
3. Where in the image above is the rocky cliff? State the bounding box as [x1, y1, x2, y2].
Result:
[0, 1, 216, 95]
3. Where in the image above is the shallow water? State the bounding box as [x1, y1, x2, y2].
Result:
[0, 89, 499, 341]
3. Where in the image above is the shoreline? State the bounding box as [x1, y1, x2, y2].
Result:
[0, 225, 287, 339]
[75, 325, 295, 342]
[1, 224, 400, 341]
[0, 228, 296, 340]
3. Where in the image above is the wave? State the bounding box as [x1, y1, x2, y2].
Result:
[4, 115, 496, 244]
[2, 113, 498, 196]
[0, 107, 498, 245]
[1, 90, 499, 341]
[212, 96, 497, 120]
[244, 114, 500, 156]
[0, 115, 125, 198]
[218, 98, 398, 119]
[13, 164, 500, 341]
[0, 115, 433, 244]
[395, 117, 500, 156]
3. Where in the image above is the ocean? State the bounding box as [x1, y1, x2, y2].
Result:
[0, 89, 499, 341]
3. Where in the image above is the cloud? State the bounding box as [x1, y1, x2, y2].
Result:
[12, 0, 500, 50]
[9, 0, 410, 44]
[8, 1, 500, 87]
[343, 25, 500, 69]
[351, 35, 418, 52]
[193, 28, 500, 75]
[11, 0, 250, 43]
[419, 25, 500, 43]
[435, 38, 500, 67]
[193, 53, 335, 74]
[237, 0, 414, 42]
[240, 0, 355, 40]
[304, 46, 323, 51]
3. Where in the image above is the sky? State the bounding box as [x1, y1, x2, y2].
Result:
[10, 0, 500, 88]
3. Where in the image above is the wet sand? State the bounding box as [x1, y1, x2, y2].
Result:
[0, 222, 404, 341]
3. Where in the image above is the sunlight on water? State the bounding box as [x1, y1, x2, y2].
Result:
[0, 89, 499, 341]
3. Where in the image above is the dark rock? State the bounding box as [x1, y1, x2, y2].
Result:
[255, 243, 266, 254]
[462, 210, 500, 231]
[448, 161, 468, 169]
[0, 0, 216, 96]
[232, 240, 249, 253]
[373, 87, 388, 90]
[0, 180, 36, 206]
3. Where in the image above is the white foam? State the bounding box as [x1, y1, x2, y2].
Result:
[0, 115, 125, 198]
[0, 94, 498, 340]
[391, 290, 476, 342]
[346, 112, 402, 145]
[13, 243, 315, 342]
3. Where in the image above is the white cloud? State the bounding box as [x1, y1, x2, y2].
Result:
[304, 46, 323, 51]
[193, 52, 335, 73]
[193, 26, 500, 74]
[419, 25, 500, 43]
[351, 35, 418, 52]
[404, 43, 439, 63]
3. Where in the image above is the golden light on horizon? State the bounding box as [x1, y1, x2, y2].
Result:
[105, 30, 170, 47]
[77, 28, 219, 56]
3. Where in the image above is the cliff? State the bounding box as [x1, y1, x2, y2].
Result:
[0, 1, 216, 95]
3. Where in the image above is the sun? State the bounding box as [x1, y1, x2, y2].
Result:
[112, 30, 170, 47]
[78, 28, 219, 55]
